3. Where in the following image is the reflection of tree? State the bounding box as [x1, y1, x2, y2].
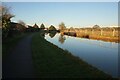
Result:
[40, 32, 45, 38]
[49, 32, 56, 38]
[59, 34, 66, 44]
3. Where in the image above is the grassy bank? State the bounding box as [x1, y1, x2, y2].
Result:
[32, 33, 112, 79]
[3, 33, 30, 57]
[61, 27, 120, 43]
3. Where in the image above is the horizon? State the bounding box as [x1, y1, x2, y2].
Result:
[2, 2, 118, 28]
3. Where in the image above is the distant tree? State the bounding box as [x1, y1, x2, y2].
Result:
[33, 23, 39, 31]
[33, 23, 39, 28]
[18, 20, 26, 26]
[17, 23, 26, 32]
[48, 25, 56, 31]
[93, 25, 100, 29]
[59, 22, 66, 31]
[18, 20, 27, 32]
[40, 23, 45, 30]
[70, 27, 74, 30]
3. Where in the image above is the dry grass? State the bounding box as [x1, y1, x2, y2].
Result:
[62, 29, 119, 43]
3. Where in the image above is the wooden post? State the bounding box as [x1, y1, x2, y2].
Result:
[113, 28, 115, 37]
[100, 29, 103, 36]
[85, 29, 87, 34]
[92, 29, 94, 34]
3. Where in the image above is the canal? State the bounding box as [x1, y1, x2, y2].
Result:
[45, 33, 118, 77]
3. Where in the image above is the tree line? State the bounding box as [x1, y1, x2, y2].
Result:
[2, 5, 118, 40]
[1, 5, 67, 40]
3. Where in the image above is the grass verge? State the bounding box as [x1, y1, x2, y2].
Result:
[32, 33, 112, 79]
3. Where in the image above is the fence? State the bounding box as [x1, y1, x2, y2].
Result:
[63, 28, 119, 37]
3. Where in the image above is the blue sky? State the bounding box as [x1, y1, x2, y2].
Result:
[3, 2, 118, 28]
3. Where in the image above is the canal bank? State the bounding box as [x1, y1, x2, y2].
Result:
[61, 29, 119, 43]
[32, 32, 112, 78]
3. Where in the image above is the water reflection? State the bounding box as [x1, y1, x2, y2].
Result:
[47, 33, 117, 49]
[49, 32, 57, 38]
[59, 33, 118, 49]
[78, 38, 118, 49]
[40, 32, 45, 37]
[58, 34, 66, 44]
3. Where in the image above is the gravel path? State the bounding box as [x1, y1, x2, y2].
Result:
[3, 34, 35, 78]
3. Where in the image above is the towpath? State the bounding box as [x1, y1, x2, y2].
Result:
[3, 34, 35, 78]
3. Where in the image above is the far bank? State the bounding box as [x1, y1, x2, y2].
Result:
[61, 27, 119, 43]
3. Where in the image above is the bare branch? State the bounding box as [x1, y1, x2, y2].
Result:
[18, 20, 26, 26]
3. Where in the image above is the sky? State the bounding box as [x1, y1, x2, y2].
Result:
[2, 2, 118, 28]
[2, 0, 120, 2]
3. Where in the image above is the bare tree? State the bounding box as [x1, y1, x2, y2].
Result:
[18, 20, 26, 26]
[2, 5, 15, 38]
[93, 25, 100, 29]
[59, 22, 66, 31]
[2, 5, 14, 28]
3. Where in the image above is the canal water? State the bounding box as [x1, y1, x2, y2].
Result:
[45, 33, 118, 77]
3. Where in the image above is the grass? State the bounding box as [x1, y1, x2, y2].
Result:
[2, 33, 30, 57]
[32, 32, 113, 79]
